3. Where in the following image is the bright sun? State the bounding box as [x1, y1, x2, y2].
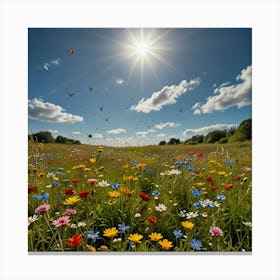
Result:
[120, 29, 170, 86]
[134, 41, 150, 57]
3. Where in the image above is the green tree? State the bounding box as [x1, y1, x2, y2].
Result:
[158, 140, 166, 145]
[30, 131, 55, 143]
[204, 130, 227, 143]
[167, 138, 181, 145]
[229, 119, 252, 142]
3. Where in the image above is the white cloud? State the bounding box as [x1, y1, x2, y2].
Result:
[131, 78, 201, 113]
[116, 78, 124, 85]
[92, 133, 103, 139]
[219, 81, 230, 87]
[136, 131, 150, 137]
[48, 130, 58, 134]
[136, 129, 156, 137]
[156, 133, 166, 137]
[154, 122, 180, 130]
[182, 123, 237, 138]
[72, 131, 81, 135]
[192, 65, 251, 114]
[28, 98, 84, 123]
[106, 128, 126, 135]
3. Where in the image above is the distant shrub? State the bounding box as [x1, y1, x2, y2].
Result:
[219, 137, 228, 144]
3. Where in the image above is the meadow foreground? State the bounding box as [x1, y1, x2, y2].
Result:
[28, 142, 252, 252]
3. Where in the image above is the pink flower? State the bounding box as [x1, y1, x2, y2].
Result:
[87, 178, 98, 185]
[52, 216, 70, 228]
[209, 226, 224, 237]
[63, 209, 77, 216]
[35, 204, 50, 214]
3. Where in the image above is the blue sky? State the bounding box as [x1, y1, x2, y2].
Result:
[28, 28, 251, 146]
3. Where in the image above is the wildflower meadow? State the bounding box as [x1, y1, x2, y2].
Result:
[28, 141, 252, 252]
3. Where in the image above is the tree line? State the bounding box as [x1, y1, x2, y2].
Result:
[159, 118, 252, 145]
[28, 131, 81, 144]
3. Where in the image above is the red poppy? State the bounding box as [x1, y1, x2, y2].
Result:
[224, 184, 234, 190]
[28, 186, 37, 194]
[197, 151, 203, 158]
[64, 188, 75, 195]
[210, 185, 218, 191]
[147, 216, 157, 223]
[79, 190, 90, 198]
[68, 234, 83, 247]
[206, 176, 214, 182]
[235, 175, 242, 181]
[139, 192, 150, 201]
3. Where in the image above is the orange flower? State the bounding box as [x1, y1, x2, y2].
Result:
[147, 216, 157, 224]
[224, 184, 234, 190]
[119, 187, 135, 196]
[210, 185, 218, 191]
[68, 234, 83, 247]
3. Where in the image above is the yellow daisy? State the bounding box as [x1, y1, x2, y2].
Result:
[149, 232, 163, 242]
[64, 195, 81, 205]
[182, 221, 194, 230]
[158, 239, 173, 250]
[103, 227, 118, 238]
[127, 233, 143, 244]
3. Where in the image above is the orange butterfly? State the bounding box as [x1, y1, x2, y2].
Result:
[67, 48, 74, 55]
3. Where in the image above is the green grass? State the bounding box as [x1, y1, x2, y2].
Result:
[28, 141, 252, 252]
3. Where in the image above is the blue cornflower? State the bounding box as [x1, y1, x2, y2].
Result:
[190, 239, 203, 251]
[187, 166, 195, 171]
[52, 182, 59, 187]
[146, 168, 154, 174]
[58, 167, 64, 171]
[50, 167, 55, 172]
[173, 229, 183, 239]
[217, 194, 226, 201]
[193, 202, 201, 209]
[129, 241, 135, 248]
[225, 159, 233, 165]
[192, 189, 204, 197]
[62, 179, 70, 183]
[87, 231, 100, 242]
[175, 161, 186, 167]
[117, 223, 130, 234]
[131, 161, 139, 166]
[152, 190, 160, 197]
[110, 180, 120, 190]
[55, 172, 60, 176]
[33, 193, 49, 201]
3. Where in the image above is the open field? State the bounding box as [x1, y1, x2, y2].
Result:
[28, 142, 252, 252]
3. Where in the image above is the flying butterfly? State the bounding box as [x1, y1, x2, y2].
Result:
[99, 106, 103, 112]
[67, 91, 75, 97]
[88, 134, 92, 138]
[67, 48, 74, 55]
[88, 86, 93, 92]
[104, 117, 109, 122]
